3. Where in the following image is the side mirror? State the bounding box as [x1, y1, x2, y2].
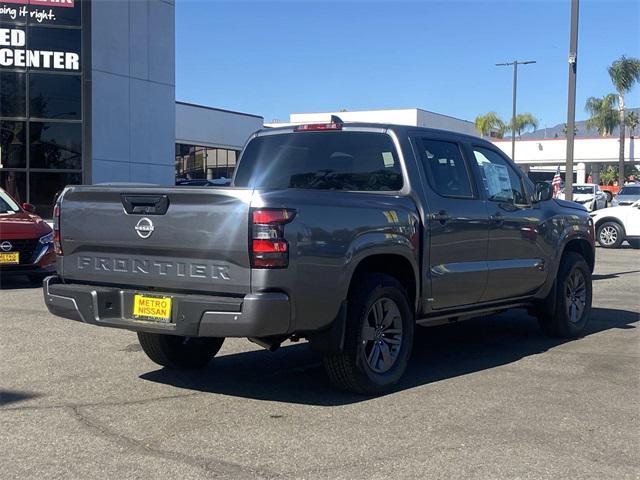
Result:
[22, 203, 36, 213]
[534, 182, 553, 202]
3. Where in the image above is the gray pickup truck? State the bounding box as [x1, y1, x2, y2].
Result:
[44, 119, 595, 394]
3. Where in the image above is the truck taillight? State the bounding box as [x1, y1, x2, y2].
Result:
[53, 203, 63, 255]
[293, 115, 343, 132]
[250, 208, 296, 268]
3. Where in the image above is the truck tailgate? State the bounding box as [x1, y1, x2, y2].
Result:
[58, 186, 252, 295]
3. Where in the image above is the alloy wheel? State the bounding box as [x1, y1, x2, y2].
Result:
[599, 225, 618, 246]
[361, 297, 403, 373]
[565, 269, 587, 324]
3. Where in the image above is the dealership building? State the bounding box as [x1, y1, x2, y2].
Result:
[0, 0, 262, 218]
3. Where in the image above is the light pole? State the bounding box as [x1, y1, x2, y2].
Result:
[564, 0, 579, 202]
[496, 60, 536, 162]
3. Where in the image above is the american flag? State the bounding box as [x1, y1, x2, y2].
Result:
[552, 166, 562, 198]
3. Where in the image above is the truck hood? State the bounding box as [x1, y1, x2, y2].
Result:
[0, 210, 51, 239]
[553, 199, 588, 211]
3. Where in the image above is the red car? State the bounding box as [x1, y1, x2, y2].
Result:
[0, 188, 56, 283]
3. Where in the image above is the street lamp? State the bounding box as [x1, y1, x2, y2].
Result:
[496, 60, 536, 162]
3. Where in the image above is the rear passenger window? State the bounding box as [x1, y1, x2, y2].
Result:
[472, 147, 528, 205]
[234, 132, 403, 191]
[416, 139, 473, 198]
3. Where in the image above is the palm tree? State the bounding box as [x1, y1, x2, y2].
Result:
[474, 112, 506, 138]
[584, 94, 618, 136]
[625, 111, 639, 137]
[608, 56, 640, 184]
[508, 113, 538, 138]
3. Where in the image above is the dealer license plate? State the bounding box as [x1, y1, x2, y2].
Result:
[132, 294, 172, 323]
[0, 252, 19, 264]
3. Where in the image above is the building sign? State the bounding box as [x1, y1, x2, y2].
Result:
[3, 0, 74, 6]
[1, 0, 76, 24]
[0, 26, 79, 69]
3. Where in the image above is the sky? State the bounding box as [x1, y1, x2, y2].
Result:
[176, 0, 640, 128]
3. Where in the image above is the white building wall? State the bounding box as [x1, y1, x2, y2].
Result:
[175, 103, 263, 150]
[416, 110, 477, 136]
[492, 137, 636, 165]
[290, 109, 419, 127]
[90, 0, 176, 185]
[283, 109, 478, 136]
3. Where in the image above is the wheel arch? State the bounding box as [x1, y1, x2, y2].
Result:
[561, 237, 595, 273]
[347, 253, 419, 313]
[309, 252, 418, 354]
[594, 216, 626, 236]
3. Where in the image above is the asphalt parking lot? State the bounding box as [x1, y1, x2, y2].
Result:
[1, 248, 639, 479]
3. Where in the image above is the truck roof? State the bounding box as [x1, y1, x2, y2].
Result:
[260, 122, 491, 147]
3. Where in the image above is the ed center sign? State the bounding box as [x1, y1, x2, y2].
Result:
[0, 27, 79, 70]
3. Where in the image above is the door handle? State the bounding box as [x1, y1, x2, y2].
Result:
[431, 210, 450, 225]
[490, 213, 504, 225]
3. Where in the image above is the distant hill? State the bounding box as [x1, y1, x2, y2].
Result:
[519, 107, 639, 139]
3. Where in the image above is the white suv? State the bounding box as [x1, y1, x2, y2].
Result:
[590, 200, 640, 248]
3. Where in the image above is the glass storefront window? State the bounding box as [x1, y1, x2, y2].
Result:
[0, 72, 26, 118]
[175, 143, 241, 182]
[29, 171, 81, 219]
[0, 121, 26, 168]
[0, 3, 83, 218]
[29, 122, 82, 169]
[28, 27, 81, 71]
[29, 74, 81, 120]
[0, 170, 26, 204]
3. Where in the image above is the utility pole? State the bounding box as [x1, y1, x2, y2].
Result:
[565, 0, 579, 202]
[496, 60, 536, 162]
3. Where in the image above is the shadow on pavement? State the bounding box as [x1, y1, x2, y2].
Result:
[140, 307, 638, 406]
[0, 275, 43, 290]
[593, 270, 640, 281]
[0, 390, 41, 407]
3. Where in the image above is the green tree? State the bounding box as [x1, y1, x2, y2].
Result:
[625, 111, 639, 137]
[584, 94, 618, 136]
[508, 113, 538, 138]
[600, 164, 640, 185]
[608, 55, 640, 184]
[474, 112, 506, 138]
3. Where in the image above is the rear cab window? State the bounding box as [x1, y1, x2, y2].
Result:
[234, 131, 403, 191]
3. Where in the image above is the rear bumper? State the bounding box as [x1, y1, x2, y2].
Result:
[43, 276, 290, 338]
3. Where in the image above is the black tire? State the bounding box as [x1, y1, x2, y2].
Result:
[137, 332, 224, 369]
[322, 274, 414, 395]
[628, 239, 640, 249]
[597, 221, 624, 248]
[537, 252, 592, 338]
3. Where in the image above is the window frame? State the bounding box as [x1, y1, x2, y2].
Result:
[412, 136, 478, 200]
[470, 143, 531, 207]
